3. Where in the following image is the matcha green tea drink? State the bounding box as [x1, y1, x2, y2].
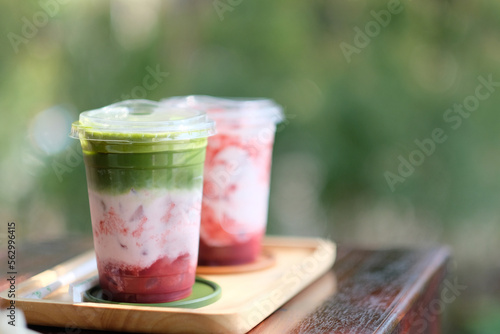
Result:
[70, 100, 215, 303]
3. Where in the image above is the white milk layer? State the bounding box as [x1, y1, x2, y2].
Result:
[201, 145, 270, 246]
[88, 188, 201, 269]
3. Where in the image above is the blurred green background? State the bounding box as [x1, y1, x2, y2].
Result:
[1, 0, 500, 332]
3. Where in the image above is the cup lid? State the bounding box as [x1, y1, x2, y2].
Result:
[161, 95, 284, 125]
[70, 99, 216, 142]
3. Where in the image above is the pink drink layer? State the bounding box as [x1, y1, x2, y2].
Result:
[199, 125, 275, 265]
[89, 188, 201, 303]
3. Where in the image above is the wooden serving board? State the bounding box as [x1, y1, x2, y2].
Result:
[0, 237, 336, 334]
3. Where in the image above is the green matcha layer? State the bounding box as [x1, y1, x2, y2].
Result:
[82, 138, 207, 194]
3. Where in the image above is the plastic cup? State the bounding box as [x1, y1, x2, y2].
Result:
[162, 96, 283, 266]
[70, 100, 215, 303]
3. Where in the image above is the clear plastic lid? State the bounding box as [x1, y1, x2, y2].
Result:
[161, 95, 284, 125]
[70, 99, 216, 142]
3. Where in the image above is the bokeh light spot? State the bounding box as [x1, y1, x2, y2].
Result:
[30, 106, 73, 155]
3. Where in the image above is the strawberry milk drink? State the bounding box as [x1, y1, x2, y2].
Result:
[71, 100, 215, 302]
[162, 96, 283, 266]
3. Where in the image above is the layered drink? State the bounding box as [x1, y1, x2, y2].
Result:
[162, 96, 283, 266]
[71, 100, 215, 302]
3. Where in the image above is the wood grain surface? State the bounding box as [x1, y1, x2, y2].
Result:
[290, 247, 450, 334]
[0, 236, 450, 334]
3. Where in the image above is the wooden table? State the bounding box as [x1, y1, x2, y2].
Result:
[1, 236, 450, 334]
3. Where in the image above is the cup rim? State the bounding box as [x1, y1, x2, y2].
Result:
[70, 99, 216, 142]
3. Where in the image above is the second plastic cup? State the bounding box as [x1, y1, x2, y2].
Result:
[70, 100, 215, 303]
[163, 96, 283, 266]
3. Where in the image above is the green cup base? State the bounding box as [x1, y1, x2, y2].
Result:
[84, 277, 221, 309]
